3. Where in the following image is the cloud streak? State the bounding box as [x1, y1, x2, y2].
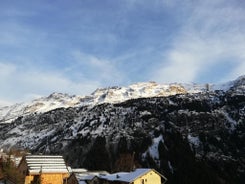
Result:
[152, 0, 245, 83]
[71, 51, 125, 85]
[0, 61, 101, 106]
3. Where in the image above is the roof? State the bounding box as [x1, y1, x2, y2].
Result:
[71, 168, 88, 173]
[75, 173, 96, 181]
[100, 168, 156, 183]
[24, 155, 69, 174]
[71, 170, 109, 182]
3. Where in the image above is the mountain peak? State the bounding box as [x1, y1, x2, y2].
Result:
[47, 92, 69, 99]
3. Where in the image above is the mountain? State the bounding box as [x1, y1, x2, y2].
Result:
[0, 76, 244, 184]
[0, 78, 239, 124]
[0, 82, 188, 123]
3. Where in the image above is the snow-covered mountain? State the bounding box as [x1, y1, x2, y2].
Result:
[1, 76, 243, 124]
[0, 76, 244, 183]
[0, 93, 82, 123]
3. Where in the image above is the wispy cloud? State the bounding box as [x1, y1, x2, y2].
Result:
[71, 51, 125, 85]
[0, 61, 101, 106]
[152, 0, 245, 83]
[0, 62, 16, 76]
[0, 50, 126, 106]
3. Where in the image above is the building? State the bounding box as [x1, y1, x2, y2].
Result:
[67, 168, 108, 184]
[67, 173, 99, 184]
[99, 168, 167, 184]
[18, 155, 69, 184]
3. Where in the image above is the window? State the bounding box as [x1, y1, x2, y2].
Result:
[141, 179, 145, 184]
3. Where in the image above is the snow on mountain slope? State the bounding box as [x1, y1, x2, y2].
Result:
[91, 82, 188, 104]
[0, 83, 187, 124]
[0, 93, 82, 123]
[0, 76, 244, 124]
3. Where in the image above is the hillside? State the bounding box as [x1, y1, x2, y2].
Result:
[0, 76, 244, 183]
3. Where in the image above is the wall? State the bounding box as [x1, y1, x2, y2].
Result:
[24, 175, 34, 184]
[40, 173, 65, 184]
[67, 173, 78, 184]
[133, 170, 161, 184]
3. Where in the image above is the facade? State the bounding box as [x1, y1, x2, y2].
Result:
[18, 155, 69, 184]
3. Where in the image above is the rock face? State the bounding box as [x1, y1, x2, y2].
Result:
[0, 76, 244, 184]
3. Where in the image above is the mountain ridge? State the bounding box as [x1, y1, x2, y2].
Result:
[1, 76, 244, 124]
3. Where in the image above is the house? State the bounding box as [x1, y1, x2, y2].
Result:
[99, 168, 167, 184]
[67, 168, 108, 184]
[67, 173, 100, 184]
[18, 155, 69, 184]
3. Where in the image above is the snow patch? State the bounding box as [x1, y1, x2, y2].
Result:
[187, 134, 200, 148]
[168, 161, 174, 174]
[140, 110, 152, 116]
[142, 135, 164, 167]
[221, 111, 238, 130]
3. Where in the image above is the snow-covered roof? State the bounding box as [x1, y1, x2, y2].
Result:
[24, 155, 69, 174]
[72, 170, 109, 182]
[71, 168, 88, 173]
[75, 174, 96, 181]
[100, 168, 164, 183]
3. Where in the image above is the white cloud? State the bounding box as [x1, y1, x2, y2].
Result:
[153, 51, 200, 83]
[0, 61, 101, 106]
[152, 0, 245, 83]
[229, 61, 245, 81]
[72, 51, 125, 84]
[0, 62, 17, 77]
[19, 70, 100, 95]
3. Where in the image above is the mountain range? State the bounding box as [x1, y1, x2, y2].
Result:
[0, 76, 244, 184]
[0, 78, 238, 124]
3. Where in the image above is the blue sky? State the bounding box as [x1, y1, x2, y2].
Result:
[0, 0, 245, 106]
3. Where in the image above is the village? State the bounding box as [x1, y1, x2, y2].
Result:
[0, 150, 167, 184]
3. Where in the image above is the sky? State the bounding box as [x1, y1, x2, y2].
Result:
[0, 0, 245, 106]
